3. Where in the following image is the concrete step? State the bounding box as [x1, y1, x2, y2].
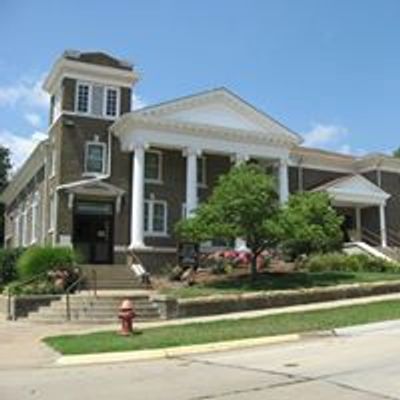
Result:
[26, 292, 162, 324]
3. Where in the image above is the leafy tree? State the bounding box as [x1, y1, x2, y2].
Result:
[393, 147, 400, 158]
[0, 146, 11, 192]
[274, 192, 344, 260]
[176, 164, 280, 280]
[0, 146, 12, 247]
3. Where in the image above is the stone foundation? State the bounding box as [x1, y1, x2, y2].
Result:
[152, 280, 400, 319]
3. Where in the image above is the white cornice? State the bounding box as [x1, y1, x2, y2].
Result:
[113, 114, 297, 149]
[131, 88, 302, 145]
[43, 58, 138, 94]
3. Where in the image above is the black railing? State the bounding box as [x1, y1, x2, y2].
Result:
[6, 272, 47, 320]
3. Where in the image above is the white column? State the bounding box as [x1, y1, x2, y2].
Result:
[129, 144, 145, 249]
[184, 147, 199, 218]
[379, 203, 387, 248]
[279, 158, 289, 203]
[355, 207, 362, 241]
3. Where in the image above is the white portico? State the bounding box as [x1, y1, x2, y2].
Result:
[313, 174, 391, 247]
[111, 88, 301, 251]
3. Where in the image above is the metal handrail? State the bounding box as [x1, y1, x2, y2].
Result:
[361, 227, 400, 248]
[64, 275, 87, 321]
[6, 272, 47, 320]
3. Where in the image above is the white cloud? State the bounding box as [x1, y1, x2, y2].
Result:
[0, 75, 49, 109]
[24, 112, 42, 128]
[131, 92, 146, 110]
[302, 123, 348, 148]
[0, 129, 47, 170]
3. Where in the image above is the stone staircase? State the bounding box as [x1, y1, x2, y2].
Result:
[27, 293, 162, 324]
[80, 264, 143, 290]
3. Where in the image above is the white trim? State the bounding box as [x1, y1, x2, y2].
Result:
[50, 145, 57, 178]
[30, 191, 39, 245]
[292, 161, 354, 174]
[144, 199, 168, 237]
[144, 150, 163, 184]
[130, 245, 176, 254]
[43, 57, 137, 94]
[84, 141, 107, 175]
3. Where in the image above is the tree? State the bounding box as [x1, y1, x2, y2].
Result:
[274, 192, 344, 260]
[176, 164, 280, 280]
[393, 147, 400, 158]
[0, 146, 11, 192]
[0, 146, 12, 247]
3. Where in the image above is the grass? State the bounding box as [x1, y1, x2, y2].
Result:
[45, 299, 400, 355]
[160, 271, 400, 298]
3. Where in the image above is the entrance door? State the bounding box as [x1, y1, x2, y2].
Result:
[73, 201, 114, 264]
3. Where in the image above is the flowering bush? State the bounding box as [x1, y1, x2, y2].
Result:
[202, 250, 272, 274]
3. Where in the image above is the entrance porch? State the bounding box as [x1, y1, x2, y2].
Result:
[313, 174, 391, 247]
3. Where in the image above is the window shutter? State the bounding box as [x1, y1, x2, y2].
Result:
[92, 85, 104, 116]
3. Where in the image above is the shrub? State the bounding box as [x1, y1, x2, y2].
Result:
[5, 279, 64, 295]
[274, 192, 344, 260]
[304, 252, 400, 274]
[17, 246, 78, 280]
[0, 248, 25, 285]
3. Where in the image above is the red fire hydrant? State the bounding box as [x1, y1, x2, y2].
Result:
[118, 299, 136, 336]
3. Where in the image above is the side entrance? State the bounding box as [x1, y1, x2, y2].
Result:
[73, 201, 114, 264]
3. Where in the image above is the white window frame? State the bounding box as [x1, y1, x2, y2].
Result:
[144, 150, 163, 184]
[84, 141, 107, 176]
[14, 213, 20, 247]
[103, 86, 120, 118]
[49, 194, 56, 233]
[197, 156, 207, 187]
[22, 205, 28, 247]
[50, 146, 57, 178]
[144, 199, 168, 237]
[31, 192, 40, 244]
[75, 81, 92, 115]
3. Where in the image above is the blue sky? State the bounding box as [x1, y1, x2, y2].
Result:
[1, 0, 400, 168]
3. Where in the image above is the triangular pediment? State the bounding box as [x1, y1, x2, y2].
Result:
[134, 88, 301, 144]
[313, 174, 390, 205]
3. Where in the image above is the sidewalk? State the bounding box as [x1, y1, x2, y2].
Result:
[2, 291, 400, 369]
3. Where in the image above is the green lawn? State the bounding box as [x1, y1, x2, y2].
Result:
[45, 299, 400, 355]
[160, 271, 400, 298]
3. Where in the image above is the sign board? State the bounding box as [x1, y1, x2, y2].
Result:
[177, 242, 200, 269]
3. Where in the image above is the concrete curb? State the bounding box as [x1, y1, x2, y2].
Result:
[56, 333, 303, 366]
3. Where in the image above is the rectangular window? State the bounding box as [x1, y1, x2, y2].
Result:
[76, 83, 90, 113]
[85, 142, 106, 175]
[31, 192, 40, 244]
[14, 214, 19, 247]
[49, 194, 56, 232]
[144, 200, 167, 236]
[105, 87, 119, 117]
[145, 151, 162, 182]
[50, 147, 57, 178]
[197, 156, 207, 186]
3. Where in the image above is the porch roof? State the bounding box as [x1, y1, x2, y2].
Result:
[312, 174, 390, 207]
[64, 180, 125, 198]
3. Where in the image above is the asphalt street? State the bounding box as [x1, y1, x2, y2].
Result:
[2, 320, 400, 399]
